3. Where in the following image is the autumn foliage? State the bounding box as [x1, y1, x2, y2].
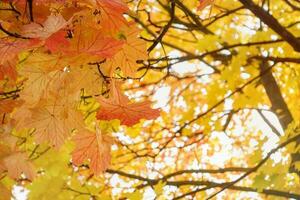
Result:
[0, 0, 159, 197]
[1, 0, 300, 199]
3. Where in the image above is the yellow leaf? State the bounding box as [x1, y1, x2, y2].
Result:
[154, 181, 165, 196]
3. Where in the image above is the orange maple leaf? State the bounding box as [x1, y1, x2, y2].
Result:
[13, 97, 84, 148]
[2, 152, 36, 181]
[72, 127, 113, 175]
[64, 65, 105, 96]
[0, 99, 23, 115]
[44, 30, 70, 53]
[102, 23, 148, 77]
[82, 0, 129, 33]
[0, 144, 35, 181]
[96, 0, 128, 13]
[96, 82, 160, 126]
[0, 59, 17, 81]
[18, 52, 70, 104]
[68, 25, 124, 58]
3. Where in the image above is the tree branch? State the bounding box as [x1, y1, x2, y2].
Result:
[0, 23, 29, 39]
[239, 0, 300, 52]
[27, 0, 34, 22]
[174, 0, 213, 34]
[147, 0, 175, 52]
[259, 61, 293, 131]
[250, 56, 300, 64]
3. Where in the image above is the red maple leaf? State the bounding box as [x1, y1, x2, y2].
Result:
[96, 82, 160, 126]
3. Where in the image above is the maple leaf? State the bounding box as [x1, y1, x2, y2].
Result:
[3, 152, 36, 180]
[19, 103, 68, 148]
[11, 104, 33, 133]
[29, 105, 69, 148]
[18, 52, 69, 104]
[22, 14, 68, 39]
[81, 0, 129, 33]
[18, 52, 103, 104]
[22, 14, 70, 52]
[13, 97, 84, 148]
[0, 144, 35, 181]
[72, 127, 113, 175]
[0, 99, 23, 115]
[66, 65, 105, 96]
[38, 59, 106, 100]
[44, 31, 70, 53]
[97, 0, 129, 33]
[68, 25, 124, 58]
[0, 59, 17, 81]
[96, 82, 160, 126]
[0, 39, 29, 65]
[96, 0, 128, 14]
[102, 23, 147, 77]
